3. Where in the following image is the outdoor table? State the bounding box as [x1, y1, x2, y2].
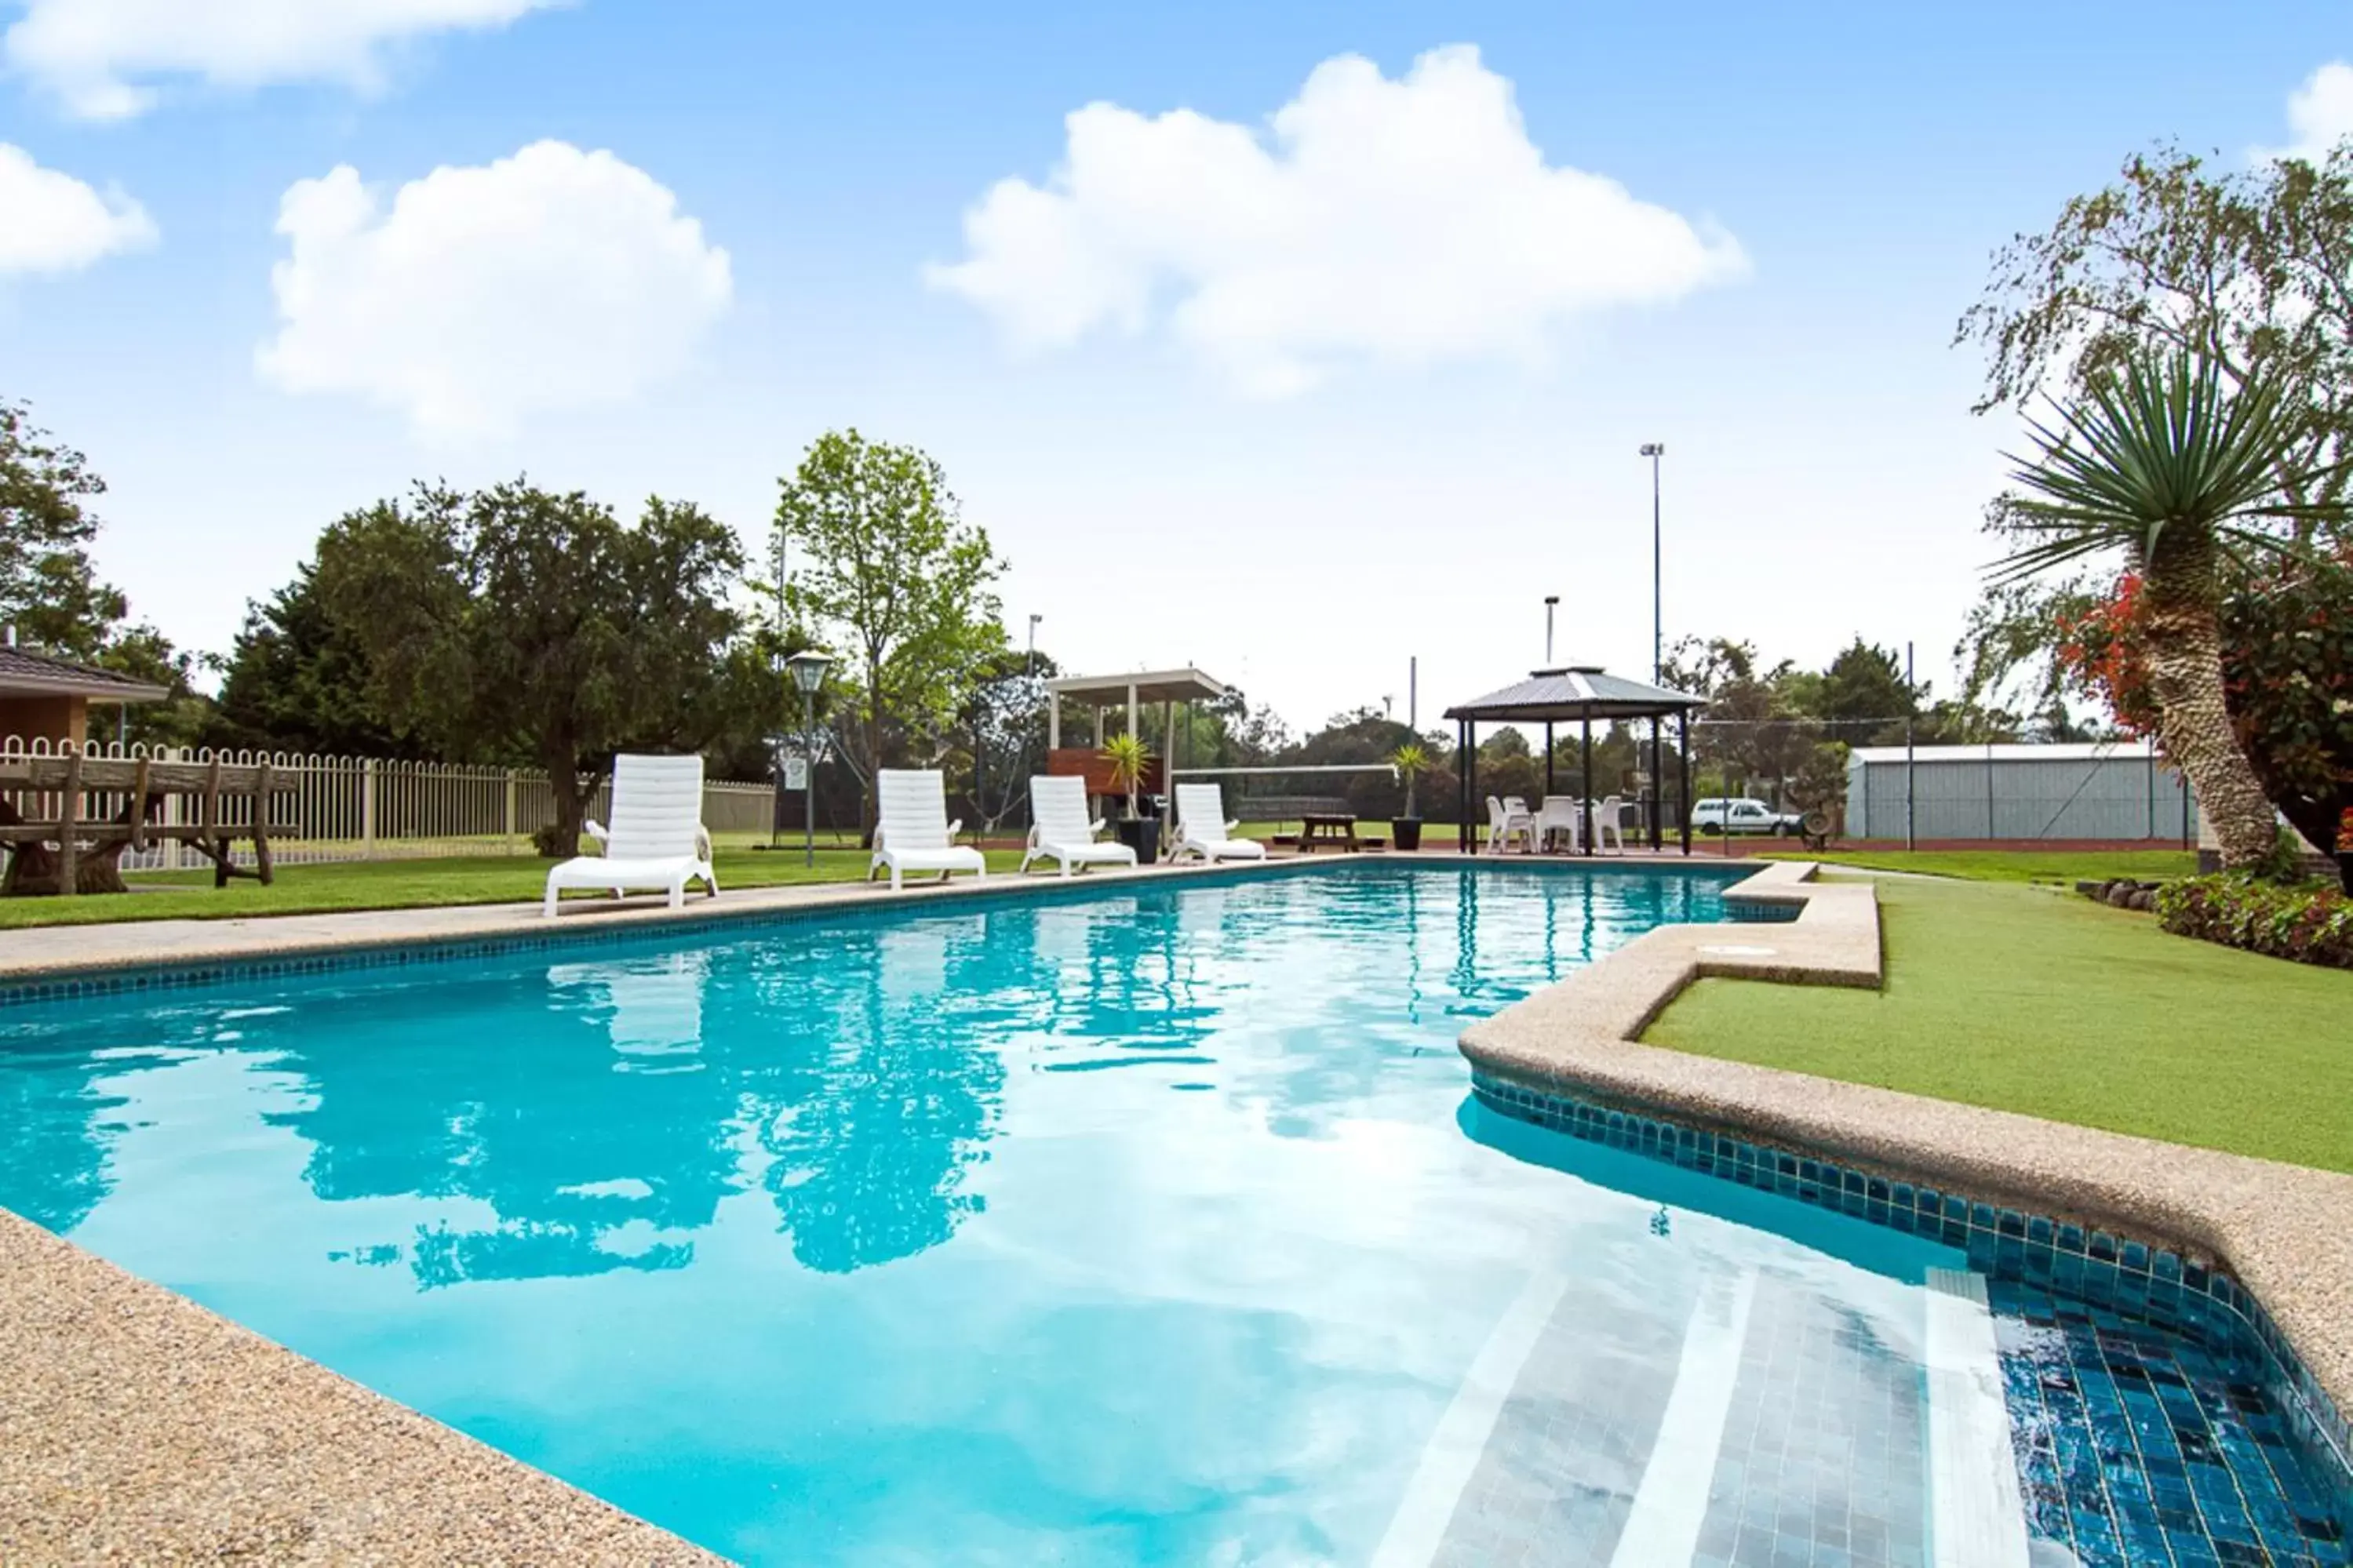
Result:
[1297, 813, 1361, 853]
[1535, 796, 1588, 853]
[0, 752, 297, 896]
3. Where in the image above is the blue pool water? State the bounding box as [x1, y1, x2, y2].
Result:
[0, 862, 2344, 1566]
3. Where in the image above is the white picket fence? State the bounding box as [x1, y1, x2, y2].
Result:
[1, 737, 774, 871]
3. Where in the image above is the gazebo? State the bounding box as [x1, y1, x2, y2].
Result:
[1044, 667, 1226, 799]
[1444, 664, 1707, 855]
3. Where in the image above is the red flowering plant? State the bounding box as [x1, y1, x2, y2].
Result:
[2057, 548, 2353, 884]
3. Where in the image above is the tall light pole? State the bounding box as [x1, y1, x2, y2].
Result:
[1639, 443, 1664, 682]
[1640, 442, 1666, 849]
[785, 650, 832, 868]
[1543, 594, 1559, 664]
[1027, 613, 1042, 676]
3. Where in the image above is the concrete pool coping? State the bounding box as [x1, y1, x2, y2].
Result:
[2, 851, 2344, 1556]
[1458, 858, 2353, 1463]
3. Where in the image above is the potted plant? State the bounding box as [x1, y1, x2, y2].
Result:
[1390, 742, 1430, 852]
[1100, 732, 1160, 862]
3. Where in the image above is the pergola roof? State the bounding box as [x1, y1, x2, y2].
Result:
[0, 647, 166, 704]
[1444, 665, 1703, 723]
[1046, 667, 1226, 705]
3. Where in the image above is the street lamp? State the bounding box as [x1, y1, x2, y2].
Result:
[784, 650, 832, 868]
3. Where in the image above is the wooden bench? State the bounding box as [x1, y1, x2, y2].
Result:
[0, 753, 301, 897]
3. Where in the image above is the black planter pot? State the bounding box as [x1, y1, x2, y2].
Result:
[1114, 817, 1160, 864]
[1392, 817, 1424, 852]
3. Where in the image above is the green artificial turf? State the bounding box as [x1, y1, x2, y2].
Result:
[0, 845, 1030, 930]
[1644, 875, 2353, 1173]
[1758, 846, 2198, 885]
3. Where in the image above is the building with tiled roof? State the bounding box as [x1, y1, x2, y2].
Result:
[0, 644, 167, 748]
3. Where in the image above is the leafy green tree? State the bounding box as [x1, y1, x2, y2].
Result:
[1791, 638, 1916, 743]
[1963, 142, 2353, 529]
[206, 565, 414, 757]
[2000, 352, 2346, 869]
[1, 398, 206, 746]
[774, 431, 1007, 831]
[313, 480, 774, 855]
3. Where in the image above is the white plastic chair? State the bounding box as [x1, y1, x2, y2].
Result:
[1486, 795, 1538, 853]
[1171, 783, 1266, 863]
[1019, 775, 1139, 878]
[542, 754, 717, 915]
[869, 769, 988, 892]
[1592, 794, 1626, 853]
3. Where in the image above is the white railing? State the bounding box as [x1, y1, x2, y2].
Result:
[1, 737, 774, 871]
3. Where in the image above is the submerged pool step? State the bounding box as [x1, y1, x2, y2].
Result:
[1377, 1251, 1701, 1566]
[1925, 1267, 2033, 1568]
[1609, 1268, 1759, 1565]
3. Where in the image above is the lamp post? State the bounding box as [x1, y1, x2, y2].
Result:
[1027, 613, 1042, 676]
[785, 651, 832, 868]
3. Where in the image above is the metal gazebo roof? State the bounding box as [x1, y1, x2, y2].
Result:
[1443, 664, 1704, 723]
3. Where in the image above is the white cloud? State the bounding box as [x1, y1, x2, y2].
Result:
[927, 44, 1746, 397]
[3, 0, 563, 120]
[256, 140, 733, 439]
[2256, 61, 2353, 166]
[0, 143, 156, 275]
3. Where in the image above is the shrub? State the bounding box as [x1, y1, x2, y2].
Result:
[2154, 873, 2353, 969]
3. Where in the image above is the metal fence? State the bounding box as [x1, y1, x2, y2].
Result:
[0, 737, 774, 871]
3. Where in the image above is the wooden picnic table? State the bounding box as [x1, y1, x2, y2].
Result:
[0, 752, 300, 897]
[1297, 813, 1361, 853]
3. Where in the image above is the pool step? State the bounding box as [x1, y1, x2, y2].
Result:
[1380, 1253, 1699, 1566]
[1608, 1268, 1759, 1565]
[1925, 1267, 2032, 1568]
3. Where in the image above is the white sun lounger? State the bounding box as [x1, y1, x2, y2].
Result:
[1171, 782, 1266, 864]
[542, 753, 718, 915]
[1019, 774, 1139, 877]
[870, 769, 988, 892]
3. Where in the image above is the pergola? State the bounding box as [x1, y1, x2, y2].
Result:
[1044, 667, 1226, 799]
[1444, 664, 1707, 855]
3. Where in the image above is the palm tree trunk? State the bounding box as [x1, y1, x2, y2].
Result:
[2139, 533, 2278, 869]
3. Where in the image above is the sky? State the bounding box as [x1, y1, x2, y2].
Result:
[3, 1, 2349, 733]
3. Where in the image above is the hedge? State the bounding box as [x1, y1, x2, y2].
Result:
[2154, 874, 2353, 970]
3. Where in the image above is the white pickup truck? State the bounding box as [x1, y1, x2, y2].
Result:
[1691, 797, 1805, 836]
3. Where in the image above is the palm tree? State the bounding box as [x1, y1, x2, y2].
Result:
[1999, 351, 2348, 868]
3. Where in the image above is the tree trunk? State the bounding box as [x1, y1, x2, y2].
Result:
[534, 755, 599, 858]
[2140, 532, 2281, 871]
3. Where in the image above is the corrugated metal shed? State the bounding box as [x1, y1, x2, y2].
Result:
[1845, 739, 2201, 842]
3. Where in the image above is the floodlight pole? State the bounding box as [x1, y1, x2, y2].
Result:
[1641, 442, 1666, 849]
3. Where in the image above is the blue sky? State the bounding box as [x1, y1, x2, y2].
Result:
[3, 1, 2348, 729]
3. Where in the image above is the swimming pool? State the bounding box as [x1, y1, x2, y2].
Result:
[1, 862, 2344, 1565]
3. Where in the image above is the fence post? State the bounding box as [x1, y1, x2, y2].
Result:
[362, 759, 377, 859]
[504, 769, 518, 856]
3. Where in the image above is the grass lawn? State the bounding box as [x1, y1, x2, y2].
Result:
[1645, 875, 2353, 1173]
[0, 845, 1030, 930]
[1759, 846, 2198, 885]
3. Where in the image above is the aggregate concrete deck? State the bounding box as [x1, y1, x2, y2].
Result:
[0, 1208, 724, 1565]
[1458, 860, 2353, 1450]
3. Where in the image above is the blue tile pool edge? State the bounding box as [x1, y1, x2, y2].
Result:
[0, 853, 1757, 1010]
[1469, 1068, 2353, 1528]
